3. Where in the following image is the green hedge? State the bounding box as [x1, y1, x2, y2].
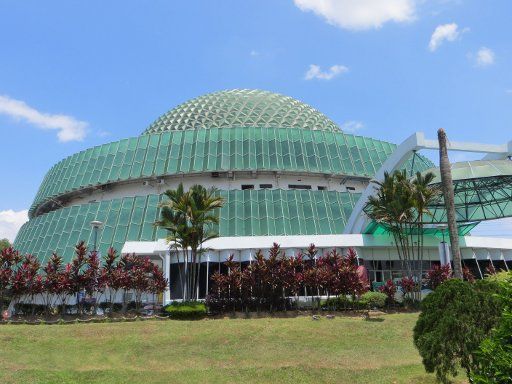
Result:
[164, 301, 207, 320]
[360, 292, 387, 309]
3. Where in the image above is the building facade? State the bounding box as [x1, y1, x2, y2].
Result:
[13, 89, 512, 302]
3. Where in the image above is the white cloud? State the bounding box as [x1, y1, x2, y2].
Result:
[340, 120, 364, 133]
[506, 89, 512, 94]
[0, 209, 28, 243]
[293, 0, 416, 31]
[305, 64, 348, 80]
[0, 95, 88, 142]
[429, 23, 465, 52]
[250, 50, 259, 57]
[475, 47, 495, 67]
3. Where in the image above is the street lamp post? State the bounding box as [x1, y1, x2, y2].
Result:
[90, 220, 103, 252]
[435, 224, 449, 266]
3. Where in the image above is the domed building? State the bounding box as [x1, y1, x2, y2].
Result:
[13, 89, 512, 301]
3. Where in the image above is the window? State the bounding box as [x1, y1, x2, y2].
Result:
[241, 184, 254, 190]
[288, 184, 312, 190]
[259, 184, 272, 189]
[346, 186, 356, 192]
[317, 186, 327, 191]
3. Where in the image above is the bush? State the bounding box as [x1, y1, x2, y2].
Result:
[322, 296, 350, 310]
[471, 272, 512, 383]
[360, 292, 387, 309]
[379, 279, 397, 305]
[425, 264, 452, 290]
[321, 296, 367, 310]
[14, 303, 46, 316]
[413, 278, 503, 384]
[98, 302, 123, 313]
[164, 301, 207, 320]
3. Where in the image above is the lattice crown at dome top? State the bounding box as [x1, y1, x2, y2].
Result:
[142, 89, 341, 134]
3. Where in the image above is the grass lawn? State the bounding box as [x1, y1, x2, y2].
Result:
[0, 312, 465, 384]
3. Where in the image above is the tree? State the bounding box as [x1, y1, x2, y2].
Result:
[148, 264, 168, 306]
[127, 255, 153, 313]
[471, 273, 512, 383]
[366, 169, 439, 289]
[438, 128, 463, 279]
[42, 253, 66, 316]
[0, 247, 22, 312]
[412, 171, 441, 288]
[413, 279, 503, 383]
[83, 250, 102, 314]
[425, 264, 452, 290]
[157, 183, 224, 301]
[10, 254, 40, 312]
[0, 238, 11, 252]
[207, 245, 368, 313]
[303, 243, 318, 308]
[68, 241, 89, 314]
[379, 279, 397, 305]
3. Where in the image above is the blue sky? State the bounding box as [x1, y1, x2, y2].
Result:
[1, 0, 511, 240]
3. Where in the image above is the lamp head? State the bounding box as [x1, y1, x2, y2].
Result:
[90, 220, 103, 229]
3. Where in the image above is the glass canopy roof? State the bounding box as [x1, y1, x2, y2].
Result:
[425, 160, 512, 223]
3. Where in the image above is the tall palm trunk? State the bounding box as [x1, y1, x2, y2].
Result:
[437, 128, 463, 279]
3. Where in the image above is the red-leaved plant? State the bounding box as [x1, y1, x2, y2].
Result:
[425, 264, 452, 290]
[379, 279, 397, 304]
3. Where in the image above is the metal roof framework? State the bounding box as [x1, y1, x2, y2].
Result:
[425, 160, 512, 223]
[345, 132, 512, 234]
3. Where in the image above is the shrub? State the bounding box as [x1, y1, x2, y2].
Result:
[413, 279, 503, 384]
[98, 302, 123, 313]
[321, 296, 367, 310]
[471, 272, 512, 383]
[360, 291, 387, 309]
[379, 279, 397, 305]
[13, 302, 46, 316]
[164, 301, 207, 320]
[400, 276, 415, 295]
[425, 264, 452, 290]
[208, 245, 368, 314]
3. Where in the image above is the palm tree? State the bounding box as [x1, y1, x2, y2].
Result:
[412, 171, 440, 289]
[366, 170, 415, 277]
[156, 183, 189, 299]
[156, 183, 224, 301]
[366, 169, 440, 295]
[437, 128, 463, 279]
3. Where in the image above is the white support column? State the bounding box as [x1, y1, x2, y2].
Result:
[502, 250, 510, 272]
[473, 249, 484, 279]
[439, 242, 450, 266]
[164, 249, 171, 304]
[487, 249, 495, 272]
[206, 253, 210, 296]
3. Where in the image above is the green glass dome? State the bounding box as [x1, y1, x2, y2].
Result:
[143, 89, 340, 134]
[15, 88, 434, 261]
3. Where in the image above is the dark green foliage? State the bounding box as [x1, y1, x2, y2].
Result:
[322, 296, 363, 310]
[98, 302, 123, 313]
[14, 303, 46, 316]
[413, 279, 503, 383]
[320, 292, 387, 310]
[471, 273, 512, 383]
[164, 301, 207, 320]
[0, 238, 10, 252]
[360, 292, 387, 309]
